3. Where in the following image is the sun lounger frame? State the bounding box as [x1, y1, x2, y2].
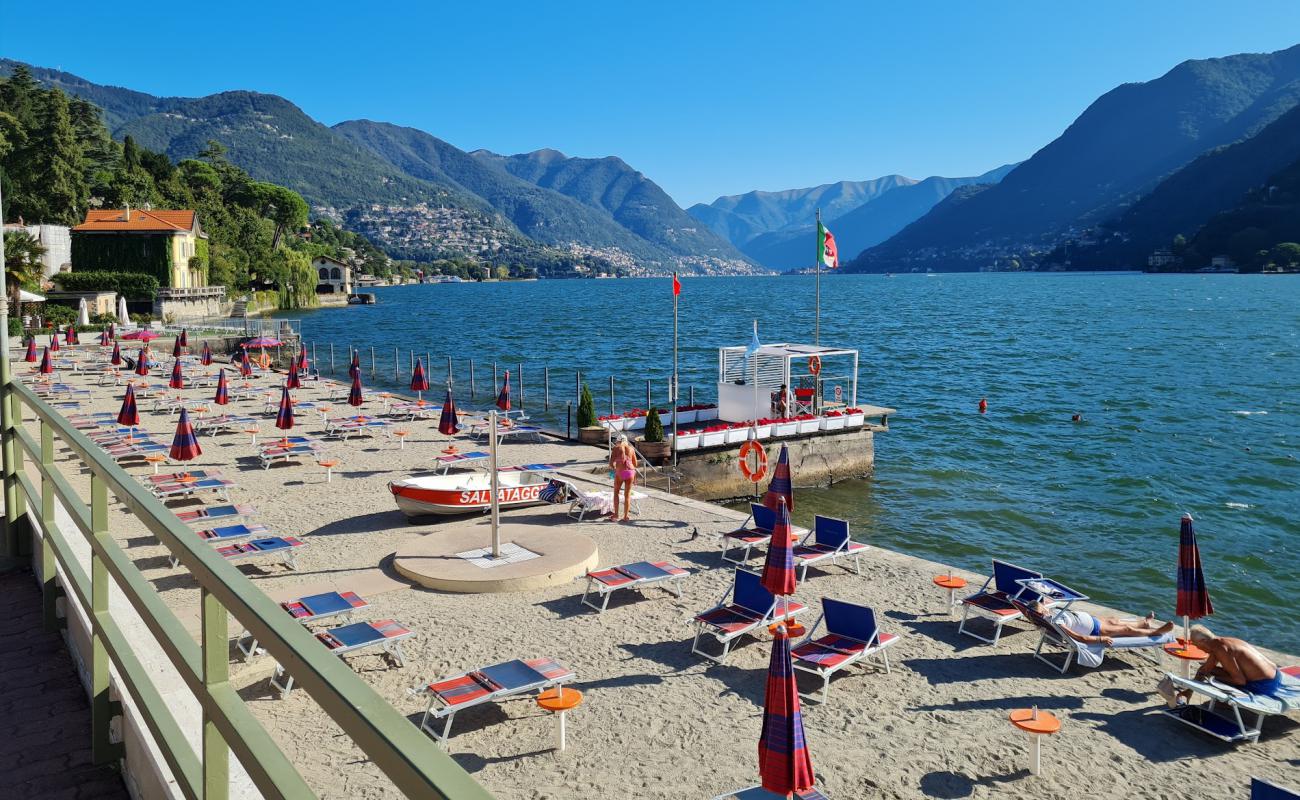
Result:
[237, 590, 370, 660]
[957, 559, 1044, 645]
[418, 657, 574, 745]
[691, 569, 806, 664]
[580, 560, 689, 612]
[271, 619, 414, 697]
[791, 598, 900, 703]
[792, 516, 867, 580]
[719, 503, 778, 565]
[1161, 666, 1300, 743]
[1009, 598, 1171, 673]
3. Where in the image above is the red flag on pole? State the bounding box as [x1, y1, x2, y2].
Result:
[672, 272, 681, 296]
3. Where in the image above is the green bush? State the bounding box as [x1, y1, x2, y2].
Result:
[577, 383, 597, 428]
[43, 304, 77, 327]
[8, 318, 21, 338]
[643, 405, 665, 443]
[129, 312, 152, 325]
[54, 271, 161, 299]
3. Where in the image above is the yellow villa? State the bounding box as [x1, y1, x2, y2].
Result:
[71, 208, 209, 288]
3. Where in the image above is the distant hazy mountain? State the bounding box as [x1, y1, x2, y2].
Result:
[1186, 152, 1300, 268]
[740, 165, 1016, 269]
[470, 148, 746, 261]
[1059, 102, 1300, 268]
[688, 176, 915, 248]
[850, 44, 1300, 272]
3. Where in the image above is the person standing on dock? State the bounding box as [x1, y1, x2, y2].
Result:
[608, 433, 637, 522]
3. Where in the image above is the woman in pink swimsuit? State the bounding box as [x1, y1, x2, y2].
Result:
[609, 433, 637, 521]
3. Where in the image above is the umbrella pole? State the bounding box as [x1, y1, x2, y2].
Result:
[489, 410, 500, 559]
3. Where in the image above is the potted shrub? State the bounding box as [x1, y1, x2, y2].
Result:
[635, 404, 671, 463]
[577, 383, 606, 445]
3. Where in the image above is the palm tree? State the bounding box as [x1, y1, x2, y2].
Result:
[4, 230, 47, 315]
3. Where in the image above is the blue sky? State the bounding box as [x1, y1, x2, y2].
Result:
[3, 1, 1298, 206]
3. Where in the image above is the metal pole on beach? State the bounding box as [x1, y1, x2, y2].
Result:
[518, 363, 524, 406]
[329, 343, 334, 375]
[489, 410, 501, 559]
[493, 363, 498, 396]
[393, 347, 399, 382]
[544, 367, 550, 411]
[566, 402, 572, 440]
[469, 360, 476, 398]
[645, 379, 651, 411]
[311, 342, 316, 373]
[575, 370, 581, 407]
[672, 271, 679, 467]
[609, 375, 615, 416]
[446, 356, 453, 387]
[369, 346, 375, 378]
[815, 208, 821, 346]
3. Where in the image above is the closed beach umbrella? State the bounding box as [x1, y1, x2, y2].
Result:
[275, 384, 295, 439]
[1176, 513, 1214, 642]
[239, 350, 253, 377]
[496, 370, 511, 411]
[135, 347, 151, 376]
[214, 369, 230, 405]
[49, 334, 59, 353]
[169, 407, 202, 461]
[757, 622, 816, 796]
[200, 341, 213, 366]
[169, 360, 185, 390]
[116, 295, 129, 326]
[178, 328, 188, 348]
[23, 338, 37, 363]
[438, 384, 460, 435]
[761, 497, 799, 597]
[296, 348, 309, 375]
[110, 341, 122, 366]
[410, 358, 430, 401]
[98, 328, 111, 346]
[348, 349, 360, 379]
[65, 325, 77, 345]
[762, 444, 794, 514]
[77, 298, 90, 327]
[107, 322, 115, 339]
[348, 372, 364, 410]
[38, 347, 53, 375]
[172, 337, 183, 358]
[116, 384, 140, 428]
[285, 362, 301, 390]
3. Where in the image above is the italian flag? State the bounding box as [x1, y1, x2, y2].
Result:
[817, 221, 839, 269]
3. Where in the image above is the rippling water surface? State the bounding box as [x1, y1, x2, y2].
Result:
[275, 274, 1300, 651]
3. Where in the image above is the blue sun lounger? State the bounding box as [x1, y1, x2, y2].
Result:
[419, 656, 574, 745]
[167, 523, 270, 568]
[1162, 665, 1300, 743]
[691, 569, 806, 664]
[174, 503, 257, 525]
[958, 559, 1046, 645]
[1253, 777, 1300, 799]
[237, 590, 369, 659]
[271, 619, 415, 697]
[217, 536, 304, 571]
[792, 516, 868, 580]
[791, 598, 901, 703]
[1009, 597, 1173, 673]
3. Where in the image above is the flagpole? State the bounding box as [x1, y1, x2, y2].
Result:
[672, 272, 679, 467]
[751, 319, 759, 498]
[815, 208, 821, 346]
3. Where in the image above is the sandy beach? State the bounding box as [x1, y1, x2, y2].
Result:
[17, 341, 1299, 800]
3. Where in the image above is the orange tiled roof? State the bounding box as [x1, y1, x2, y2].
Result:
[73, 209, 197, 233]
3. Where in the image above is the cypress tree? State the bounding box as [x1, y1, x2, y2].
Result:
[24, 89, 87, 224]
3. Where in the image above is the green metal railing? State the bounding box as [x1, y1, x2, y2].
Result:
[1, 378, 494, 800]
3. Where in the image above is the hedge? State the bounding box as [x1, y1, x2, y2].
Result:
[55, 271, 161, 299]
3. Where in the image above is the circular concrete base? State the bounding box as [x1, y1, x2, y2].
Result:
[392, 521, 598, 594]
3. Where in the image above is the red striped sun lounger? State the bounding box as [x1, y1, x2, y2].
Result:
[419, 657, 574, 745]
[217, 536, 304, 571]
[271, 619, 415, 697]
[236, 590, 369, 660]
[790, 598, 900, 703]
[174, 504, 256, 525]
[152, 478, 234, 502]
[166, 522, 270, 568]
[691, 569, 806, 664]
[580, 560, 690, 613]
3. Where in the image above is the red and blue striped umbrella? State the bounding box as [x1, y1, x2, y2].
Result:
[172, 337, 183, 358]
[285, 363, 301, 390]
[107, 323, 115, 339]
[38, 347, 53, 375]
[410, 358, 430, 400]
[758, 623, 816, 796]
[178, 328, 188, 348]
[762, 444, 794, 514]
[116, 384, 140, 427]
[296, 348, 309, 375]
[109, 341, 122, 366]
[496, 370, 511, 411]
[169, 407, 202, 461]
[438, 384, 460, 435]
[23, 338, 37, 363]
[49, 334, 60, 353]
[348, 372, 364, 409]
[200, 341, 213, 366]
[239, 350, 253, 377]
[169, 360, 185, 390]
[1176, 513, 1213, 635]
[65, 325, 77, 345]
[275, 384, 295, 433]
[213, 369, 230, 405]
[98, 328, 111, 346]
[348, 349, 360, 379]
[761, 497, 798, 597]
[135, 347, 151, 376]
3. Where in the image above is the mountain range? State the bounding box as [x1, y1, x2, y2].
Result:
[0, 59, 756, 276]
[848, 44, 1300, 272]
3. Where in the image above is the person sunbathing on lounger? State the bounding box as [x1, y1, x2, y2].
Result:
[1187, 625, 1281, 693]
[1035, 602, 1174, 647]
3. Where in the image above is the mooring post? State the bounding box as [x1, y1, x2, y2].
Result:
[518, 363, 525, 406]
[469, 360, 476, 398]
[544, 366, 550, 411]
[609, 375, 615, 416]
[493, 362, 499, 395]
[575, 369, 581, 406]
[329, 343, 335, 374]
[394, 346, 399, 382]
[446, 355, 453, 385]
[566, 402, 572, 440]
[690, 385, 695, 406]
[369, 346, 376, 377]
[646, 379, 651, 410]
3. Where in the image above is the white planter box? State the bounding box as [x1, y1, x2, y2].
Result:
[673, 433, 701, 451]
[725, 427, 750, 444]
[600, 418, 626, 431]
[697, 408, 719, 422]
[673, 410, 698, 425]
[773, 422, 799, 437]
[753, 424, 773, 439]
[844, 412, 865, 428]
[700, 430, 728, 448]
[625, 416, 646, 431]
[821, 416, 846, 431]
[797, 419, 821, 435]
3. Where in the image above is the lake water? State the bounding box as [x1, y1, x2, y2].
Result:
[274, 273, 1300, 652]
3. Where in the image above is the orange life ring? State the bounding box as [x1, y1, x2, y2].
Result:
[808, 355, 822, 375]
[738, 440, 768, 483]
[257, 352, 271, 369]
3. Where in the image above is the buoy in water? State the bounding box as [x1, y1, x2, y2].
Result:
[1071, 414, 1082, 423]
[978, 398, 988, 414]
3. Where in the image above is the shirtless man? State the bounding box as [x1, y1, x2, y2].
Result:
[1187, 624, 1281, 693]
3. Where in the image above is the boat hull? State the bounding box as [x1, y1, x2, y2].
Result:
[389, 476, 547, 517]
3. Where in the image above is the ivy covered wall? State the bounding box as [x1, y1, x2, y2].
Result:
[71, 233, 176, 287]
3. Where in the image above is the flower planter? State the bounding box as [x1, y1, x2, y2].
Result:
[673, 433, 701, 451]
[725, 427, 750, 444]
[578, 426, 607, 445]
[752, 423, 773, 439]
[844, 412, 865, 427]
[673, 409, 698, 425]
[624, 416, 646, 431]
[634, 437, 670, 465]
[773, 421, 799, 437]
[599, 418, 625, 431]
[797, 418, 821, 435]
[700, 430, 728, 448]
[697, 408, 719, 422]
[821, 416, 846, 431]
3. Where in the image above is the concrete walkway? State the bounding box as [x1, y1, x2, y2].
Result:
[0, 568, 129, 800]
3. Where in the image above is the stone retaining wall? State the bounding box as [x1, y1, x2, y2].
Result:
[673, 425, 877, 501]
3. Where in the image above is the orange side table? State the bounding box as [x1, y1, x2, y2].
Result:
[1163, 639, 1208, 679]
[933, 574, 967, 616]
[143, 454, 168, 474]
[1009, 707, 1060, 775]
[394, 429, 410, 449]
[318, 459, 339, 483]
[243, 428, 260, 446]
[536, 687, 583, 751]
